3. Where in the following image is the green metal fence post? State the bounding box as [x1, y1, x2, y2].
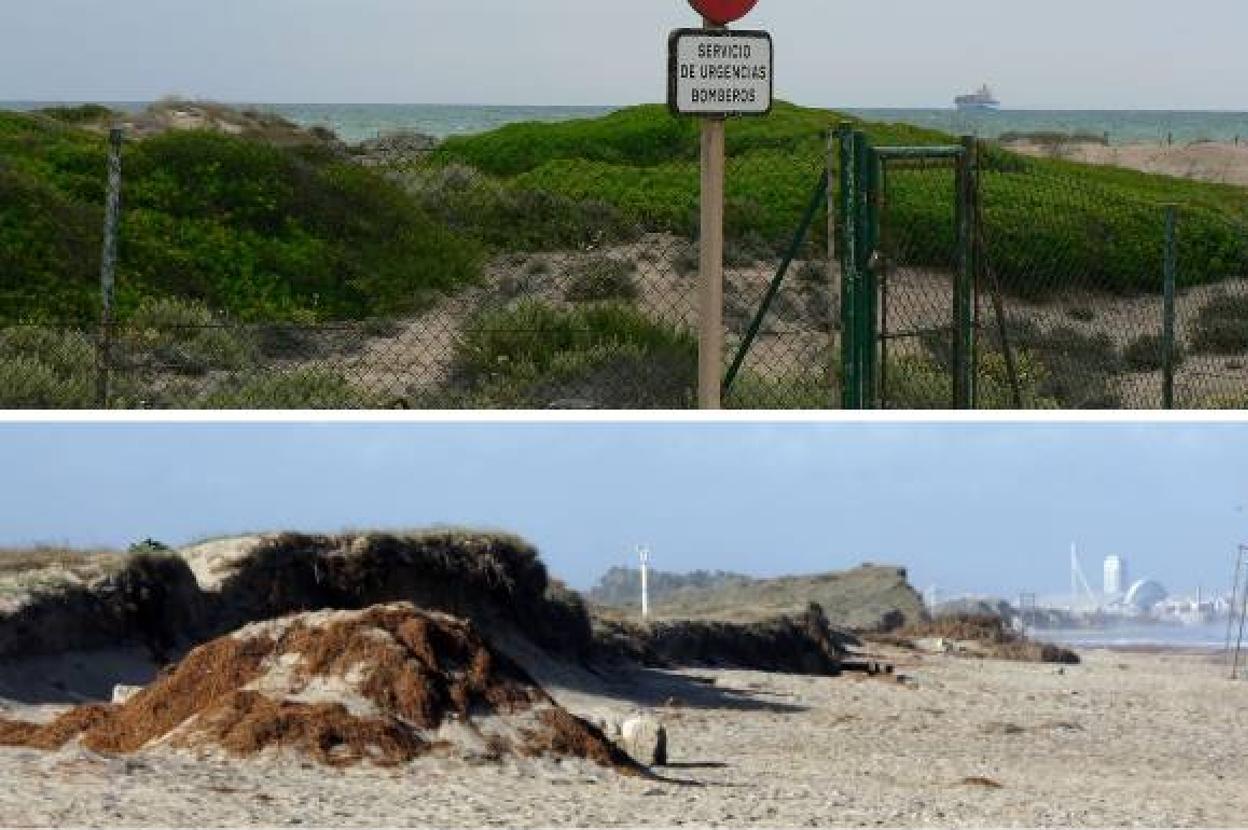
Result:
[969, 137, 983, 409]
[826, 129, 841, 409]
[855, 132, 878, 409]
[1162, 204, 1179, 410]
[722, 171, 828, 396]
[837, 124, 859, 409]
[953, 136, 976, 409]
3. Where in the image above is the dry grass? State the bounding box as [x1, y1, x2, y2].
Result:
[0, 547, 130, 604]
[895, 614, 1081, 665]
[124, 98, 337, 147]
[628, 564, 927, 632]
[896, 614, 1015, 644]
[525, 709, 643, 774]
[0, 547, 121, 576]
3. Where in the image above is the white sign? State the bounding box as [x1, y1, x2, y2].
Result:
[668, 29, 773, 117]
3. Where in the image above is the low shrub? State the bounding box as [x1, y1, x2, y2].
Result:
[0, 113, 485, 322]
[1122, 332, 1185, 372]
[892, 342, 1058, 410]
[795, 260, 828, 286]
[0, 354, 96, 408]
[725, 372, 833, 409]
[37, 104, 118, 125]
[0, 327, 98, 408]
[126, 298, 259, 375]
[409, 163, 639, 251]
[453, 301, 695, 408]
[564, 256, 638, 303]
[1190, 292, 1248, 354]
[671, 245, 699, 277]
[439, 102, 1248, 297]
[1199, 391, 1248, 409]
[197, 369, 384, 409]
[1006, 321, 1123, 408]
[881, 356, 954, 409]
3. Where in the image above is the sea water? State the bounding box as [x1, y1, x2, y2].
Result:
[5, 102, 1248, 145]
[1040, 621, 1238, 650]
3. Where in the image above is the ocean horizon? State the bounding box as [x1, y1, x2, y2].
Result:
[4, 100, 1248, 145]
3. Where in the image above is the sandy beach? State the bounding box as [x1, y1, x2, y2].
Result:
[1009, 140, 1248, 187]
[1, 646, 1245, 828]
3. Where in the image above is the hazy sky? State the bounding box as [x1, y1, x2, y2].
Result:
[2, 0, 1245, 109]
[1, 420, 1245, 601]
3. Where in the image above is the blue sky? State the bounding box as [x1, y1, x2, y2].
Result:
[2, 0, 1245, 109]
[1, 420, 1245, 601]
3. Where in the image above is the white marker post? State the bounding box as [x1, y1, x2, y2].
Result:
[669, 2, 772, 409]
[638, 546, 651, 620]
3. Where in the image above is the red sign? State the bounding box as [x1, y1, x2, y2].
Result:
[688, 0, 759, 25]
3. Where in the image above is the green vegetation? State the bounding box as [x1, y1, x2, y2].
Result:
[0, 327, 98, 408]
[6, 100, 1248, 409]
[883, 349, 1058, 410]
[408, 163, 639, 251]
[127, 297, 259, 375]
[1190, 292, 1248, 354]
[450, 301, 696, 408]
[0, 300, 382, 409]
[0, 111, 483, 323]
[197, 370, 384, 409]
[436, 102, 1248, 296]
[725, 372, 833, 409]
[1004, 321, 1123, 408]
[564, 256, 638, 303]
[1123, 331, 1185, 371]
[598, 562, 928, 631]
[37, 104, 118, 126]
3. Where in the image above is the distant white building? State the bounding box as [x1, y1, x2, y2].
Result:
[1104, 555, 1127, 597]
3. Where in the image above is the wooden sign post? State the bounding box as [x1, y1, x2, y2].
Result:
[671, 1, 771, 408]
[699, 36, 726, 410]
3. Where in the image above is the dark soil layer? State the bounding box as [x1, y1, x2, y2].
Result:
[0, 552, 203, 660]
[0, 532, 592, 663]
[204, 532, 593, 658]
[594, 603, 851, 675]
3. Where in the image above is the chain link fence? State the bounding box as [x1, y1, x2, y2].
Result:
[3, 125, 838, 410]
[3, 122, 1247, 410]
[977, 164, 1248, 410]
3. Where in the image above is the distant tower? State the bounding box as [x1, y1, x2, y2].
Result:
[1070, 543, 1096, 609]
[638, 546, 651, 620]
[1104, 555, 1126, 596]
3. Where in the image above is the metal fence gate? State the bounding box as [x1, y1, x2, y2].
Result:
[837, 128, 979, 409]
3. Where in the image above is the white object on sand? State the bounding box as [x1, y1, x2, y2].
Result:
[620, 715, 667, 767]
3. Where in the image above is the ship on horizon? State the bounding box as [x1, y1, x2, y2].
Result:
[955, 84, 1001, 112]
